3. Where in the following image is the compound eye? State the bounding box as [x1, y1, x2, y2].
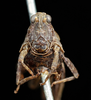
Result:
[46, 14, 52, 23]
[30, 15, 38, 23]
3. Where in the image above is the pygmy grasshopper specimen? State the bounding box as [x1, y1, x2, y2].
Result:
[14, 12, 79, 100]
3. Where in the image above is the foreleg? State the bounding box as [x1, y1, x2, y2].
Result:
[51, 45, 60, 70]
[40, 45, 60, 85]
[18, 50, 34, 76]
[53, 40, 65, 53]
[14, 49, 34, 94]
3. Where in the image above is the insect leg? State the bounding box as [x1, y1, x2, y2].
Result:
[40, 45, 60, 86]
[14, 73, 40, 94]
[51, 76, 75, 87]
[60, 52, 79, 79]
[14, 49, 34, 94]
[53, 63, 65, 100]
[40, 72, 58, 86]
[14, 85, 20, 94]
[18, 50, 34, 76]
[53, 41, 65, 53]
[51, 45, 60, 70]
[16, 62, 25, 85]
[17, 73, 40, 86]
[14, 62, 25, 94]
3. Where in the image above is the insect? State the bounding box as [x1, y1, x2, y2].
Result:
[14, 12, 79, 100]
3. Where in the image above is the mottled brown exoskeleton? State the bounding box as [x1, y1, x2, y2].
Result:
[14, 12, 79, 100]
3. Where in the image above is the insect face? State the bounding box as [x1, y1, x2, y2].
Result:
[30, 12, 53, 54]
[32, 36, 49, 53]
